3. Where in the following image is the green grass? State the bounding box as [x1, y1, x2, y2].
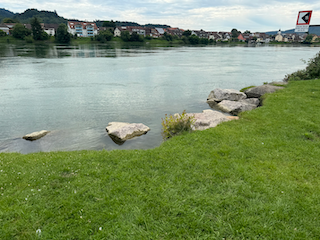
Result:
[1, 80, 320, 239]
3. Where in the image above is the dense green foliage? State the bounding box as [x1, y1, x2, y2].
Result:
[161, 110, 195, 140]
[30, 17, 48, 41]
[1, 79, 320, 238]
[0, 30, 6, 37]
[188, 34, 200, 44]
[55, 24, 71, 44]
[120, 31, 143, 42]
[304, 34, 314, 44]
[102, 21, 116, 28]
[16, 9, 67, 24]
[95, 30, 113, 42]
[284, 51, 320, 81]
[11, 23, 31, 39]
[2, 17, 19, 23]
[0, 8, 14, 22]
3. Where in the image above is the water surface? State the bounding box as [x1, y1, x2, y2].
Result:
[0, 43, 318, 153]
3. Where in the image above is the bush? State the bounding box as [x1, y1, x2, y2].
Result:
[284, 51, 320, 81]
[25, 36, 34, 43]
[0, 30, 6, 37]
[12, 23, 31, 39]
[161, 110, 195, 140]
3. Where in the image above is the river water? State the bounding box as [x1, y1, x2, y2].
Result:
[0, 43, 318, 153]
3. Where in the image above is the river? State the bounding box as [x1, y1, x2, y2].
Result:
[0, 43, 318, 153]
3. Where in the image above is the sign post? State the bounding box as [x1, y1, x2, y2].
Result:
[295, 10, 312, 32]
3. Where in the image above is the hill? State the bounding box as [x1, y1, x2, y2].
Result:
[15, 8, 67, 24]
[0, 8, 15, 22]
[0, 8, 171, 29]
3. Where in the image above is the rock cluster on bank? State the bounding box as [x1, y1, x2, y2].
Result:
[183, 109, 238, 131]
[207, 84, 284, 115]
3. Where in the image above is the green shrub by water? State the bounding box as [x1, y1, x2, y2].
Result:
[161, 110, 195, 140]
[285, 51, 320, 81]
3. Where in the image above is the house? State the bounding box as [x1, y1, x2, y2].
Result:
[114, 27, 125, 37]
[166, 28, 184, 38]
[237, 33, 245, 42]
[68, 21, 98, 37]
[42, 24, 59, 36]
[193, 30, 209, 38]
[311, 34, 319, 43]
[0, 24, 10, 35]
[208, 32, 222, 41]
[155, 28, 165, 36]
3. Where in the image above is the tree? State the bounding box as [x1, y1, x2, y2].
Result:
[303, 34, 314, 44]
[244, 30, 251, 34]
[182, 30, 192, 37]
[12, 23, 31, 39]
[231, 28, 241, 38]
[163, 32, 173, 41]
[0, 30, 7, 37]
[95, 30, 113, 42]
[130, 32, 143, 42]
[188, 34, 200, 44]
[102, 20, 116, 28]
[30, 17, 45, 40]
[120, 30, 130, 41]
[2, 18, 19, 23]
[199, 38, 209, 44]
[55, 24, 71, 43]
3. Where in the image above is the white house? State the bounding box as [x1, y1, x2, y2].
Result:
[0, 24, 10, 35]
[68, 21, 98, 37]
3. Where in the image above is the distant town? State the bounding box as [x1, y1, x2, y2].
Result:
[1, 8, 320, 44]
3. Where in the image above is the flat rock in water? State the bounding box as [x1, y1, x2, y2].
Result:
[186, 109, 233, 131]
[244, 85, 284, 98]
[23, 130, 50, 141]
[106, 122, 150, 142]
[217, 100, 257, 115]
[207, 88, 247, 102]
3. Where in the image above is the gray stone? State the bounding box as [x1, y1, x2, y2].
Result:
[244, 85, 284, 98]
[23, 130, 50, 141]
[106, 122, 150, 142]
[242, 98, 260, 106]
[185, 109, 232, 131]
[217, 100, 257, 115]
[207, 88, 247, 102]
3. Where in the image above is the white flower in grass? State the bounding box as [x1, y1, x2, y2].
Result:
[99, 227, 102, 231]
[36, 229, 41, 236]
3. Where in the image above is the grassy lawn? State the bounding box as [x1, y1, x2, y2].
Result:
[1, 79, 320, 239]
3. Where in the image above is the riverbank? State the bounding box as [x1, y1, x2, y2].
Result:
[2, 35, 319, 47]
[1, 78, 320, 238]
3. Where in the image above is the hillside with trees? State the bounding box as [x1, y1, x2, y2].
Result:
[0, 8, 67, 24]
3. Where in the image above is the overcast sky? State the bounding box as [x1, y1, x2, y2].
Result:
[2, 0, 320, 32]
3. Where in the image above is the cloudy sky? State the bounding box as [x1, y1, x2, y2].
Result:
[2, 0, 320, 32]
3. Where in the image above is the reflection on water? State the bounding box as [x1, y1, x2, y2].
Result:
[0, 42, 169, 59]
[0, 43, 318, 153]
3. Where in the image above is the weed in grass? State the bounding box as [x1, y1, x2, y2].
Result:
[161, 110, 195, 140]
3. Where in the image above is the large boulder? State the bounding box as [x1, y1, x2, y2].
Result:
[23, 130, 50, 141]
[207, 88, 247, 102]
[244, 85, 284, 98]
[106, 122, 150, 143]
[217, 99, 258, 115]
[185, 109, 234, 131]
